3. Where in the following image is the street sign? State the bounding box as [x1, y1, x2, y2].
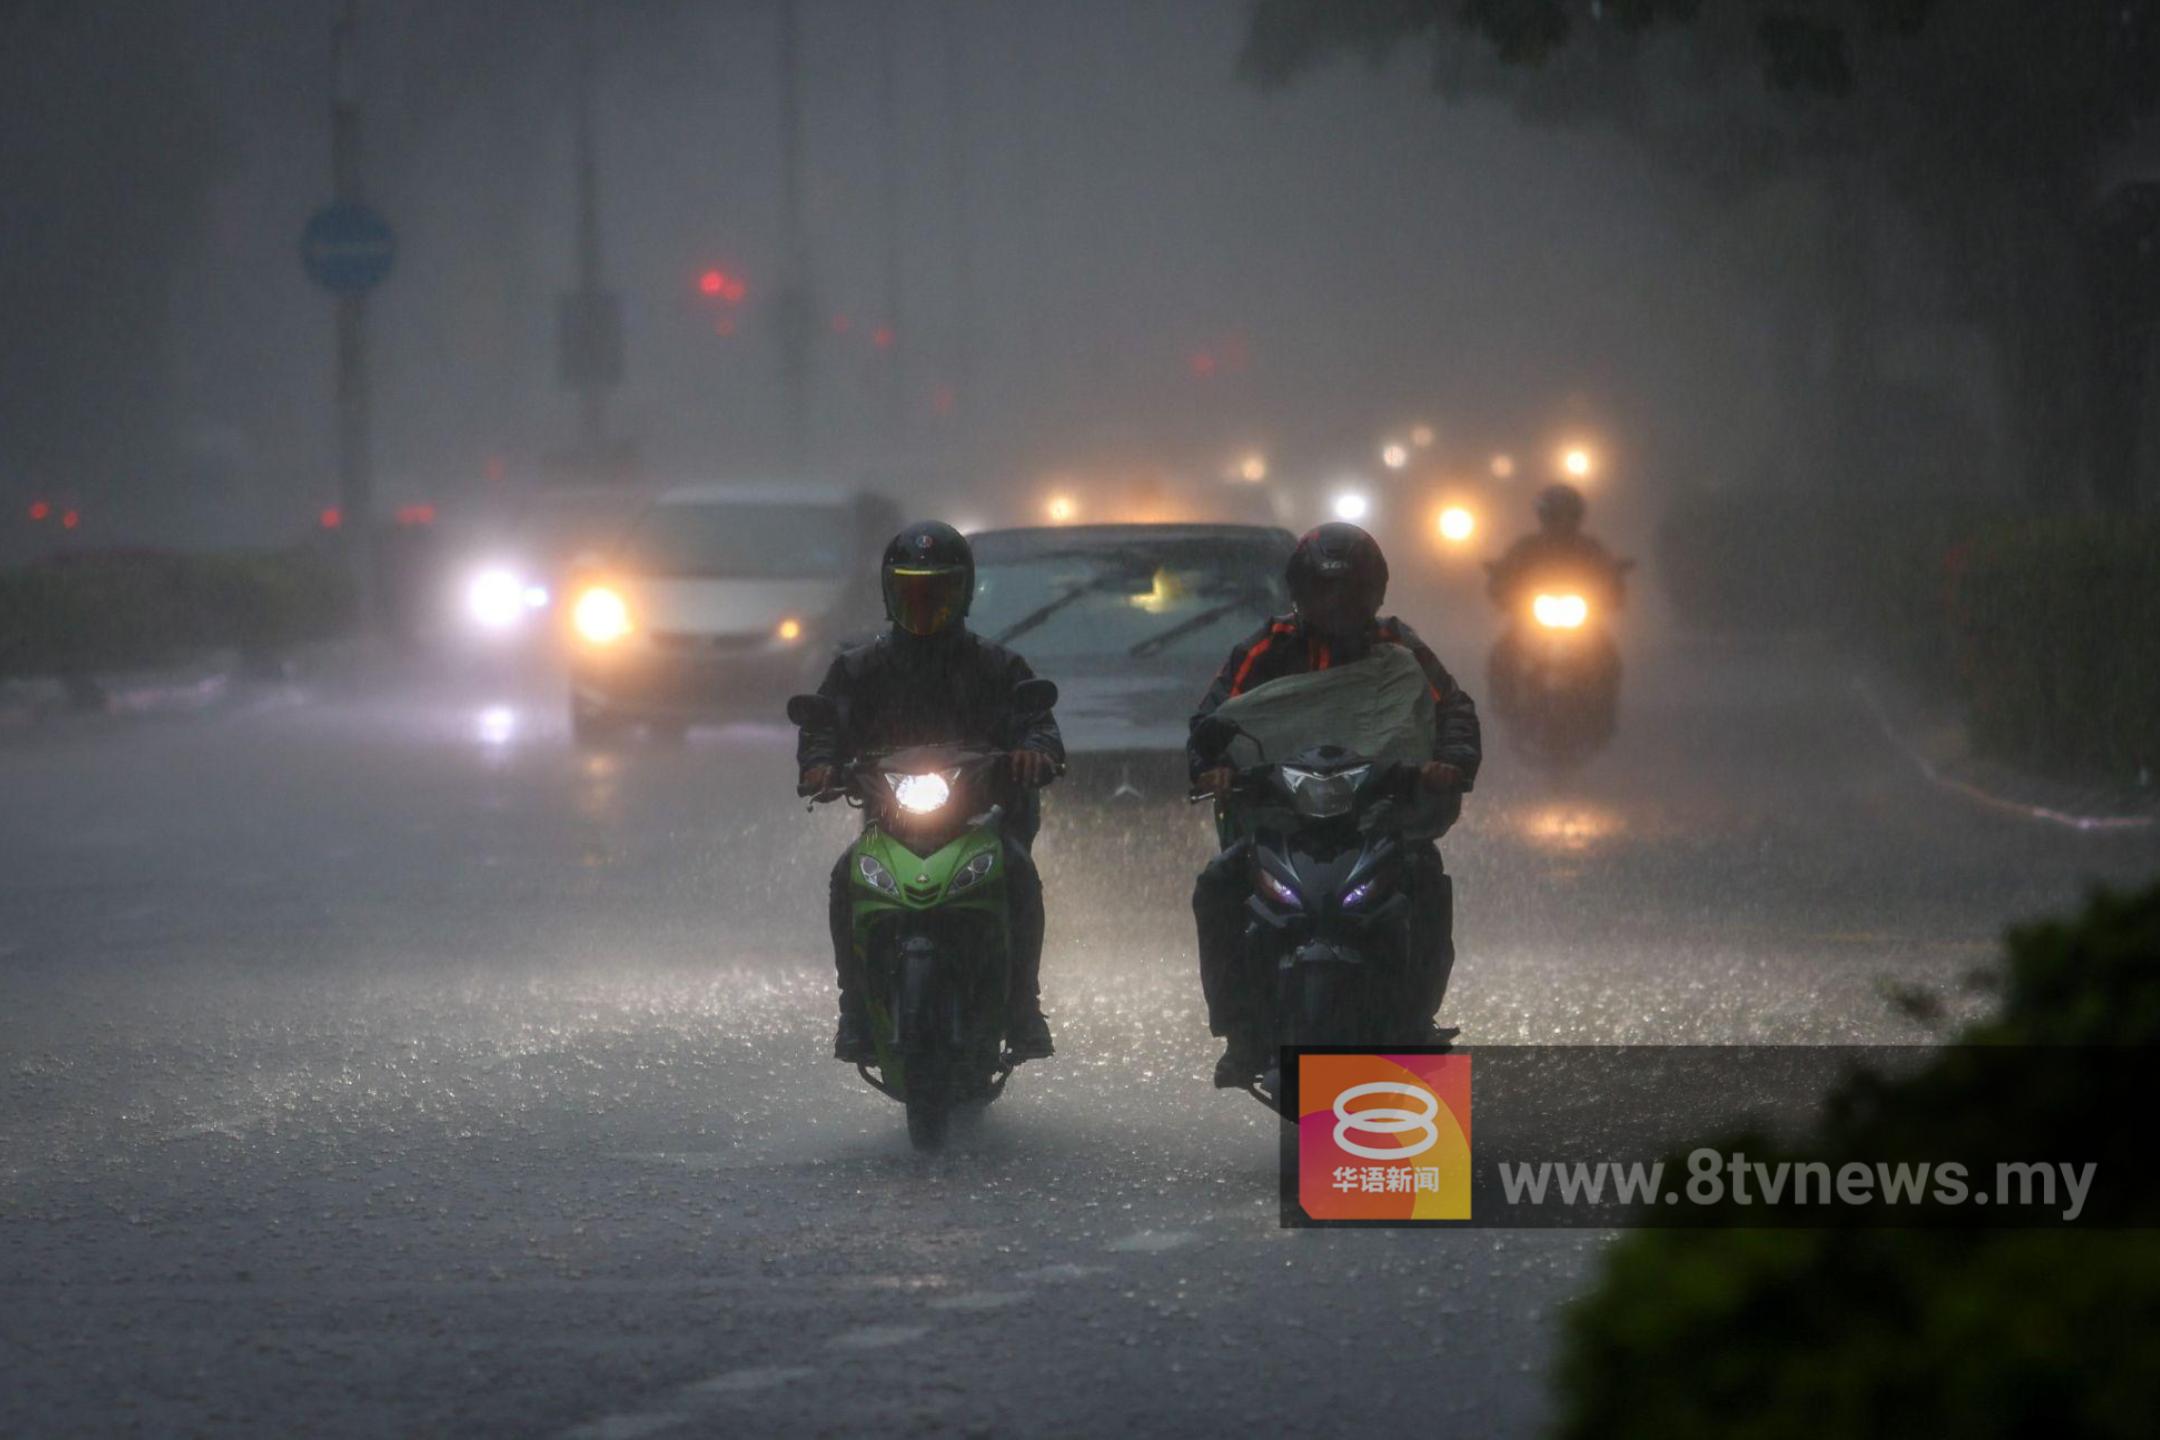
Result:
[300, 202, 397, 295]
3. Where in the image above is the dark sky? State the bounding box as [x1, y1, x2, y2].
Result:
[8, 0, 1785, 548]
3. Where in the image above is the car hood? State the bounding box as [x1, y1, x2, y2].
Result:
[626, 575, 848, 636]
[1046, 655, 1205, 755]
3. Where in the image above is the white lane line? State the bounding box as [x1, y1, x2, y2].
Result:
[1015, 1261, 1102, 1284]
[682, 1364, 817, 1396]
[1105, 1230, 1197, 1254]
[1852, 678, 2154, 832]
[829, 1322, 931, 1350]
[560, 1411, 687, 1440]
[927, 1290, 1030, 1313]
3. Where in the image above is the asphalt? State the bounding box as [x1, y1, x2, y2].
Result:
[4, 634, 2157, 1437]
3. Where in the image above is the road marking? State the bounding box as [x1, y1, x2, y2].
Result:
[927, 1290, 1029, 1313]
[683, 1365, 816, 1396]
[1105, 1229, 1196, 1254]
[561, 1411, 685, 1440]
[1852, 678, 2153, 833]
[829, 1322, 930, 1350]
[1015, 1262, 1103, 1284]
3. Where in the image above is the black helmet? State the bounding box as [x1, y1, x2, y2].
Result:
[881, 520, 974, 637]
[1536, 483, 1586, 534]
[1286, 522, 1388, 632]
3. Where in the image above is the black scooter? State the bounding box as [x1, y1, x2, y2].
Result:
[1190, 716, 1452, 1112]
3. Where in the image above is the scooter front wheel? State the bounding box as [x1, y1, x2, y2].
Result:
[903, 1053, 952, 1151]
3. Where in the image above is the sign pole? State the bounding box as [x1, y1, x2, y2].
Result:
[330, 0, 377, 630]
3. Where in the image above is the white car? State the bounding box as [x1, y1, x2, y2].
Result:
[562, 484, 897, 741]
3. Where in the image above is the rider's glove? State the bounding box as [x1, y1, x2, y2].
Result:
[1418, 761, 1464, 794]
[800, 765, 837, 795]
[1007, 749, 1056, 787]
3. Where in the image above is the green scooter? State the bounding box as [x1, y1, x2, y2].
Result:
[786, 679, 1058, 1150]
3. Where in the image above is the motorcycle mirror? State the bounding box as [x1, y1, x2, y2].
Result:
[1010, 677, 1059, 713]
[785, 693, 837, 729]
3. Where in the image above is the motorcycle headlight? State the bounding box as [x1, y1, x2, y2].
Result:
[857, 854, 901, 896]
[1258, 867, 1302, 909]
[888, 771, 953, 815]
[1532, 593, 1589, 630]
[1281, 764, 1368, 820]
[947, 848, 997, 895]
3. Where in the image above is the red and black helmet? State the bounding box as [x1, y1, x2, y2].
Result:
[881, 520, 974, 637]
[1286, 522, 1388, 629]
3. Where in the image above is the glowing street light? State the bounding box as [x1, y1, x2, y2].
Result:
[1045, 493, 1077, 524]
[1490, 454, 1516, 480]
[1437, 505, 1476, 544]
[1333, 490, 1372, 523]
[1381, 442, 1409, 471]
[1410, 424, 1435, 448]
[1561, 446, 1595, 478]
[1238, 453, 1268, 483]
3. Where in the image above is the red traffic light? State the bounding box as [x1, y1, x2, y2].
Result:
[698, 268, 747, 304]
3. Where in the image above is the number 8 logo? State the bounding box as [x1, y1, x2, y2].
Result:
[1331, 1081, 1441, 1160]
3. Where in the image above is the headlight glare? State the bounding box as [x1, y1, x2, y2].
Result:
[467, 568, 527, 630]
[573, 586, 632, 644]
[1532, 593, 1589, 630]
[888, 771, 952, 815]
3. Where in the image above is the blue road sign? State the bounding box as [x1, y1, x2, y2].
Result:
[301, 202, 397, 296]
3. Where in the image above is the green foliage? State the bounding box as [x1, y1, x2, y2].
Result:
[1949, 521, 2160, 779]
[0, 546, 354, 683]
[1555, 880, 2160, 1438]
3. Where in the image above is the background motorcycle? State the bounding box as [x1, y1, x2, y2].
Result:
[1484, 559, 1633, 771]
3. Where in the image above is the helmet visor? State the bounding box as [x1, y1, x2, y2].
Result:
[885, 566, 969, 636]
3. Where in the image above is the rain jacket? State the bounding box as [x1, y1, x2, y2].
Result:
[794, 627, 1064, 772]
[1186, 613, 1480, 785]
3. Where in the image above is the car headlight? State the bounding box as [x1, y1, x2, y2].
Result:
[857, 854, 900, 896]
[1281, 764, 1368, 820]
[888, 771, 952, 815]
[946, 848, 997, 895]
[467, 568, 527, 630]
[1258, 867, 1302, 909]
[1532, 593, 1589, 630]
[573, 585, 631, 644]
[774, 617, 804, 644]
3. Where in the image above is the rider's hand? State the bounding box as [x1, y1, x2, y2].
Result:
[1197, 766, 1236, 796]
[801, 765, 837, 795]
[1007, 749, 1056, 787]
[1418, 761, 1464, 794]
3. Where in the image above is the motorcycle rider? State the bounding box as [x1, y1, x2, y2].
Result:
[1188, 522, 1481, 1087]
[1485, 483, 1625, 716]
[795, 521, 1064, 1064]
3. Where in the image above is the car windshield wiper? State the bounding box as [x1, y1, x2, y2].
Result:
[1127, 594, 1262, 659]
[992, 571, 1142, 645]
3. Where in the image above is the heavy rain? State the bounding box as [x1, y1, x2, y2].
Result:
[4, 3, 2159, 1436]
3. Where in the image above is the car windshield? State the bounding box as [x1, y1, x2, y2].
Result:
[616, 502, 852, 579]
[971, 536, 1287, 661]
